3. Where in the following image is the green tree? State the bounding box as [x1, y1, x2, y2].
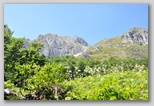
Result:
[4, 25, 25, 81]
[4, 25, 47, 86]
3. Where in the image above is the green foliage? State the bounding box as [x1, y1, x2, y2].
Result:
[4, 27, 25, 81]
[64, 70, 148, 100]
[48, 56, 103, 79]
[4, 25, 148, 100]
[4, 25, 47, 83]
[4, 80, 14, 89]
[19, 41, 46, 66]
[14, 64, 40, 87]
[27, 64, 68, 91]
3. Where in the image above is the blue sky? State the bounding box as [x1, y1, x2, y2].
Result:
[4, 4, 148, 45]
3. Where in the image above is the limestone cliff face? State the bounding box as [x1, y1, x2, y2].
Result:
[120, 27, 148, 45]
[31, 33, 90, 58]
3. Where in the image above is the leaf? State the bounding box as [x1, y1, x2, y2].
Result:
[110, 96, 117, 100]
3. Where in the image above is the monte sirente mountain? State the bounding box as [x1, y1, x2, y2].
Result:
[25, 33, 90, 58]
[121, 27, 148, 45]
[80, 26, 148, 60]
[24, 26, 148, 59]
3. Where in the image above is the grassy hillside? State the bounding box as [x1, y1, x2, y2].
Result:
[80, 35, 148, 60]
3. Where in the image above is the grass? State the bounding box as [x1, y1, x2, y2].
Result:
[82, 36, 148, 60]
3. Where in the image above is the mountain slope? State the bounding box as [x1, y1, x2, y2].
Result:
[80, 27, 148, 60]
[26, 33, 90, 58]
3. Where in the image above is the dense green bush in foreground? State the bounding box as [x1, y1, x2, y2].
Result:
[63, 70, 148, 100]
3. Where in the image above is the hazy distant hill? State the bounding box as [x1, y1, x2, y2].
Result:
[80, 27, 148, 60]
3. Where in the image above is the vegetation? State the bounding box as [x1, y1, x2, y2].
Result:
[4, 25, 148, 100]
[81, 36, 148, 60]
[64, 70, 148, 100]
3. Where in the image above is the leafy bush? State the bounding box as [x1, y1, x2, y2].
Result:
[26, 64, 68, 91]
[64, 70, 148, 100]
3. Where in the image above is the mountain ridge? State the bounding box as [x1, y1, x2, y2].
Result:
[80, 26, 148, 60]
[25, 33, 90, 58]
[24, 26, 148, 60]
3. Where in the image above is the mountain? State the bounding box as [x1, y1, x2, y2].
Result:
[25, 33, 90, 58]
[80, 27, 148, 60]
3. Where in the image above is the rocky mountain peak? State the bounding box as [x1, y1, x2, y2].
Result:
[33, 33, 90, 58]
[120, 27, 148, 45]
[73, 36, 90, 46]
[79, 26, 148, 60]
